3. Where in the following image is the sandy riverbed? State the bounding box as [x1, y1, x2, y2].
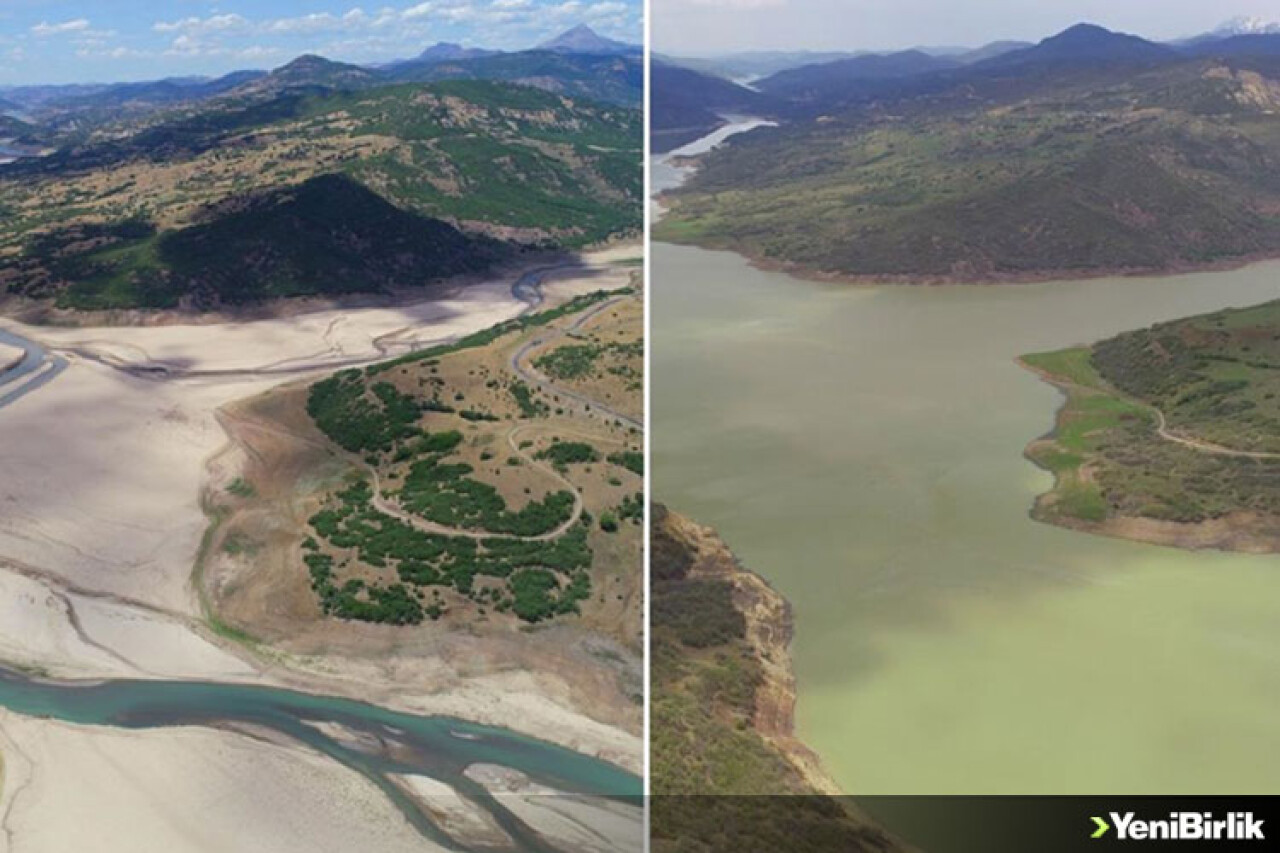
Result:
[0, 712, 443, 853]
[465, 763, 644, 853]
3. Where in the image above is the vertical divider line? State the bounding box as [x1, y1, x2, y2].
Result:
[641, 0, 654, 844]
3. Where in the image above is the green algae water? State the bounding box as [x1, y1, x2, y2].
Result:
[0, 669, 638, 849]
[654, 129, 1280, 794]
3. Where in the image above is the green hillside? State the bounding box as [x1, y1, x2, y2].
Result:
[14, 174, 501, 310]
[0, 79, 640, 311]
[657, 46, 1280, 280]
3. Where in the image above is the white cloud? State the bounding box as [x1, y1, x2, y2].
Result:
[162, 34, 288, 62]
[267, 8, 373, 34]
[154, 14, 250, 35]
[76, 46, 150, 60]
[32, 19, 91, 37]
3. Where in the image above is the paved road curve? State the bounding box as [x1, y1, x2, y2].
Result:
[510, 295, 644, 433]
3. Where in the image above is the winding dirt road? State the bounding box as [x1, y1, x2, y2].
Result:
[1151, 407, 1280, 461]
[365, 431, 586, 543]
[1024, 358, 1280, 462]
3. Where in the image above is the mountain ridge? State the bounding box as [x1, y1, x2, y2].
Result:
[655, 22, 1280, 283]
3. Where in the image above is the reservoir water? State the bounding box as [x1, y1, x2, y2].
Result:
[654, 123, 1280, 793]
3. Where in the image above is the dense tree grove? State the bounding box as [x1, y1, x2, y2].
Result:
[307, 371, 425, 454]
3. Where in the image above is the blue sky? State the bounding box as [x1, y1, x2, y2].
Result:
[657, 0, 1280, 56]
[0, 0, 642, 85]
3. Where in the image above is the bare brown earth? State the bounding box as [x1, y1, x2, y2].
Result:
[1055, 510, 1280, 553]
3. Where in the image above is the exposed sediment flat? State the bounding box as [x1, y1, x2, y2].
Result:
[0, 712, 444, 853]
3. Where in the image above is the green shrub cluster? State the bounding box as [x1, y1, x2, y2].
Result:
[509, 379, 548, 418]
[305, 480, 592, 624]
[536, 441, 600, 470]
[534, 339, 643, 382]
[617, 491, 643, 524]
[303, 545, 425, 625]
[608, 450, 644, 476]
[398, 456, 575, 535]
[307, 371, 424, 454]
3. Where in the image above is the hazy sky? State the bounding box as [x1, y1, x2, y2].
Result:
[0, 0, 641, 85]
[655, 0, 1280, 57]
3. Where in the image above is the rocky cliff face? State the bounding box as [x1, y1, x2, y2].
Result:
[651, 505, 841, 795]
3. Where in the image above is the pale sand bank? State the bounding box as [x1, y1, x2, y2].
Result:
[0, 343, 22, 374]
[0, 560, 641, 771]
[465, 763, 643, 853]
[0, 712, 446, 853]
[391, 774, 513, 849]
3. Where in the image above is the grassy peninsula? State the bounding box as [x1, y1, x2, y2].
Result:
[1024, 298, 1280, 550]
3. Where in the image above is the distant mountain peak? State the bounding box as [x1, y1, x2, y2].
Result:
[558, 24, 599, 39]
[1055, 22, 1113, 38]
[538, 24, 636, 55]
[279, 54, 334, 70]
[242, 54, 374, 93]
[985, 22, 1174, 66]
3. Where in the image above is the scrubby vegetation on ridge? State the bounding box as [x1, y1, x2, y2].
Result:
[657, 41, 1280, 281]
[304, 480, 591, 625]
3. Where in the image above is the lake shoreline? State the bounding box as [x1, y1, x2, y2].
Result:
[655, 218, 1280, 289]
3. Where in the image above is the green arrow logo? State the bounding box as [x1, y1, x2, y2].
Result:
[1091, 816, 1110, 839]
